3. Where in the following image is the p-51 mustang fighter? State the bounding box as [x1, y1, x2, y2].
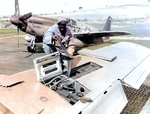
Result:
[5, 0, 130, 53]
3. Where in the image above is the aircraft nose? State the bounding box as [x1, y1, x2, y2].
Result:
[10, 16, 20, 25]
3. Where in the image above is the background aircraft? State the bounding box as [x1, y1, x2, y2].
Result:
[5, 0, 131, 53]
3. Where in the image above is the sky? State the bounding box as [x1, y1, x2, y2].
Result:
[0, 0, 148, 17]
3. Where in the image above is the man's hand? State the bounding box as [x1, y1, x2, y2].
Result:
[52, 35, 57, 39]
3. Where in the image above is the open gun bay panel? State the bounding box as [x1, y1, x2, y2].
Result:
[34, 52, 103, 105]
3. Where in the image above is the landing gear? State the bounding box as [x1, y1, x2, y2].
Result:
[27, 45, 36, 53]
[27, 36, 36, 53]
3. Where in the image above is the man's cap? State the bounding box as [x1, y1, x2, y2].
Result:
[57, 20, 67, 25]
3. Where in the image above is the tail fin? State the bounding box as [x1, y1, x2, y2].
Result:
[15, 0, 20, 16]
[102, 16, 112, 31]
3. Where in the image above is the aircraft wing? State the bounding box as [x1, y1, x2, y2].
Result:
[32, 42, 150, 114]
[0, 72, 77, 114]
[74, 31, 131, 38]
[78, 42, 150, 89]
[0, 42, 149, 114]
[74, 42, 150, 113]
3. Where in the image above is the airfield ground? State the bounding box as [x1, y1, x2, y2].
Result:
[0, 35, 150, 113]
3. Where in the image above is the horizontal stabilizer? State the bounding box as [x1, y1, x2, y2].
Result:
[74, 31, 131, 38]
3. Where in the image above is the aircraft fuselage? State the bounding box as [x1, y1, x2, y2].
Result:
[11, 15, 103, 48]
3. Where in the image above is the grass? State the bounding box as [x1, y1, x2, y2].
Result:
[0, 29, 25, 38]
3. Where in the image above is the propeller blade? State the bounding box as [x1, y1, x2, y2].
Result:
[15, 0, 20, 16]
[17, 27, 19, 47]
[5, 23, 12, 28]
[19, 12, 32, 21]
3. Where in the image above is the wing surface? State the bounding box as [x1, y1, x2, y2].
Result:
[78, 42, 150, 89]
[73, 42, 150, 113]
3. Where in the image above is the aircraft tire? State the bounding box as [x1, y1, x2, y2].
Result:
[27, 45, 36, 53]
